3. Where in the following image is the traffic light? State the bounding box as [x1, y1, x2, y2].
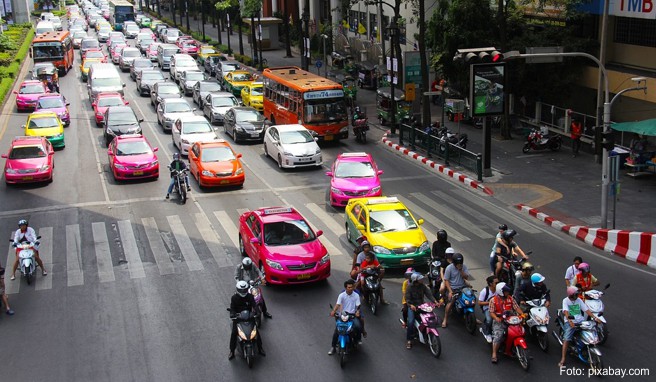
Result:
[453, 47, 498, 64]
[601, 130, 615, 151]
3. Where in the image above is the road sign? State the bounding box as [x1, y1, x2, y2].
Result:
[316, 60, 323, 69]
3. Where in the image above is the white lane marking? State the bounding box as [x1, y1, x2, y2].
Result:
[80, 83, 110, 202]
[92, 222, 116, 283]
[66, 224, 84, 287]
[117, 220, 146, 279]
[214, 211, 240, 254]
[410, 192, 492, 239]
[464, 194, 542, 234]
[167, 215, 203, 271]
[304, 203, 344, 257]
[431, 190, 501, 230]
[35, 227, 53, 291]
[141, 217, 175, 276]
[194, 213, 232, 268]
[396, 196, 470, 242]
[5, 244, 19, 294]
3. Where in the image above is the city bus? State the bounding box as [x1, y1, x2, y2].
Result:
[31, 31, 74, 74]
[262, 66, 349, 141]
[109, 0, 135, 31]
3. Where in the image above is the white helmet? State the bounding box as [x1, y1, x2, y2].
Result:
[242, 257, 253, 270]
[495, 282, 507, 296]
[236, 280, 249, 297]
[410, 272, 424, 283]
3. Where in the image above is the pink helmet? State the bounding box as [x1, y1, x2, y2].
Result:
[578, 262, 590, 273]
[404, 267, 415, 278]
[567, 286, 579, 297]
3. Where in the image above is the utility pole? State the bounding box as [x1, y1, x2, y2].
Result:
[302, 1, 310, 71]
[185, 0, 190, 31]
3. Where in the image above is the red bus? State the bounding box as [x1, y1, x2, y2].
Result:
[31, 31, 74, 75]
[262, 66, 349, 141]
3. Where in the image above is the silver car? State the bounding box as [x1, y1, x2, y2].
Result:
[130, 58, 155, 81]
[150, 81, 182, 107]
[156, 98, 196, 132]
[202, 92, 239, 125]
[118, 47, 141, 71]
[263, 124, 322, 169]
[97, 26, 111, 42]
[179, 70, 207, 96]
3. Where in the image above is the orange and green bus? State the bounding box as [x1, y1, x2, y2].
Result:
[31, 31, 74, 75]
[262, 66, 349, 141]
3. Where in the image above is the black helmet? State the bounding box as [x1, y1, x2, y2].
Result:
[498, 224, 508, 231]
[452, 253, 464, 265]
[436, 229, 447, 242]
[502, 229, 517, 241]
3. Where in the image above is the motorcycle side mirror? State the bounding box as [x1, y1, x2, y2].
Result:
[37, 236, 41, 240]
[125, 101, 130, 105]
[138, 118, 144, 123]
[66, 101, 71, 106]
[249, 237, 260, 245]
[316, 230, 323, 237]
[122, 83, 126, 87]
[325, 171, 333, 177]
[525, 251, 533, 256]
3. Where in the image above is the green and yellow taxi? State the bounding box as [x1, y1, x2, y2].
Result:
[150, 20, 162, 31]
[140, 17, 152, 28]
[240, 82, 263, 111]
[345, 196, 430, 268]
[24, 111, 65, 149]
[80, 58, 103, 82]
[223, 70, 255, 97]
[197, 45, 217, 65]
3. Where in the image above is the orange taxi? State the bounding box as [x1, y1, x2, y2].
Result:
[188, 140, 244, 188]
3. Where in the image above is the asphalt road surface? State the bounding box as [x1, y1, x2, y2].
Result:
[0, 24, 654, 382]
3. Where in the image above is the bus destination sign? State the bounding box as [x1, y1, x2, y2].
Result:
[303, 90, 344, 100]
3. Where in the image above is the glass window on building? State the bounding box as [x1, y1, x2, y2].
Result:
[614, 17, 656, 47]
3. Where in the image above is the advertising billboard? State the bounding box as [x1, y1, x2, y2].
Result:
[469, 63, 505, 117]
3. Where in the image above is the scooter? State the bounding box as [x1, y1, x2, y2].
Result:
[426, 259, 442, 301]
[500, 312, 530, 371]
[437, 127, 468, 154]
[553, 311, 603, 372]
[522, 128, 562, 153]
[498, 254, 531, 291]
[524, 291, 551, 352]
[249, 279, 265, 328]
[330, 304, 359, 368]
[411, 302, 442, 358]
[584, 284, 610, 345]
[228, 308, 260, 369]
[360, 267, 381, 315]
[10, 237, 41, 285]
[168, 166, 188, 204]
[352, 118, 369, 143]
[453, 287, 478, 334]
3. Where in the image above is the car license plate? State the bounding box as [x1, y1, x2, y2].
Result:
[324, 135, 334, 141]
[220, 180, 230, 184]
[22, 176, 33, 180]
[133, 171, 144, 176]
[298, 157, 312, 162]
[297, 273, 311, 280]
[400, 259, 414, 265]
[250, 133, 259, 138]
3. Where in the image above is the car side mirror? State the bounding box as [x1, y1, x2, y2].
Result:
[417, 219, 424, 225]
[236, 153, 242, 159]
[250, 237, 260, 245]
[377, 170, 384, 175]
[122, 83, 126, 87]
[107, 150, 114, 156]
[356, 224, 365, 231]
[138, 118, 144, 123]
[192, 108, 197, 111]
[1, 154, 7, 159]
[91, 102, 96, 107]
[316, 230, 323, 237]
[13, 91, 17, 94]
[325, 171, 333, 177]
[21, 124, 26, 129]
[125, 101, 129, 105]
[153, 147, 159, 152]
[49, 151, 54, 156]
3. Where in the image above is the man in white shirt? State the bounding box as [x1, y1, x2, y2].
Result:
[559, 286, 602, 367]
[564, 256, 583, 287]
[11, 219, 47, 280]
[329, 279, 362, 355]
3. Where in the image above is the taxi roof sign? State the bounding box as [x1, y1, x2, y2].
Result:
[366, 197, 399, 205]
[263, 207, 293, 215]
[340, 152, 368, 157]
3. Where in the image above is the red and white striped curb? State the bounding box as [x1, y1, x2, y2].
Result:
[381, 133, 493, 195]
[516, 204, 656, 269]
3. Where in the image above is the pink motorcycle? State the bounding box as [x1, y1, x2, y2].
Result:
[411, 302, 442, 358]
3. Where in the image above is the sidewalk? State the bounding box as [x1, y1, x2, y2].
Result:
[148, 7, 656, 233]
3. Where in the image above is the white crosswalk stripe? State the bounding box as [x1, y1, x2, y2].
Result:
[92, 222, 116, 283]
[430, 191, 501, 231]
[410, 192, 492, 239]
[214, 211, 241, 255]
[395, 196, 471, 242]
[5, 244, 19, 295]
[194, 213, 233, 268]
[463, 193, 542, 234]
[117, 220, 146, 279]
[167, 215, 204, 272]
[304, 203, 345, 257]
[35, 227, 53, 291]
[142, 217, 176, 276]
[66, 224, 84, 287]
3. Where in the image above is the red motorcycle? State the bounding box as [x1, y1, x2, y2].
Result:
[522, 128, 562, 153]
[500, 312, 530, 371]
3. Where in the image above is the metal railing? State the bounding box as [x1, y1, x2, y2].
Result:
[398, 124, 483, 181]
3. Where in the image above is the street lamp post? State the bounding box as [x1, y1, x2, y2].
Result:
[320, 34, 328, 77]
[257, 15, 263, 71]
[387, 19, 398, 137]
[302, 6, 310, 71]
[226, 13, 231, 57]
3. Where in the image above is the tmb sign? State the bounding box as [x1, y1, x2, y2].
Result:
[610, 0, 656, 19]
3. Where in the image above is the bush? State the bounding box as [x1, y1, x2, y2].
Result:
[0, 77, 14, 102]
[0, 34, 18, 51]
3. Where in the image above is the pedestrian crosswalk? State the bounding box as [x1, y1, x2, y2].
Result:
[1, 190, 540, 294]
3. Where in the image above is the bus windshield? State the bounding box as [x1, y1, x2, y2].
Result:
[33, 43, 64, 59]
[303, 98, 348, 125]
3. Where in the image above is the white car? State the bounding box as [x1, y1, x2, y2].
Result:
[263, 124, 322, 169]
[171, 115, 219, 155]
[170, 54, 198, 83]
[156, 98, 196, 132]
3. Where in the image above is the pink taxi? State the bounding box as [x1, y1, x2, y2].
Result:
[238, 207, 330, 285]
[326, 152, 383, 207]
[2, 136, 54, 185]
[177, 38, 199, 57]
[14, 80, 49, 112]
[107, 134, 159, 181]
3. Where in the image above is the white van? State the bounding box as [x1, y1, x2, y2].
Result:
[87, 63, 126, 102]
[35, 21, 55, 36]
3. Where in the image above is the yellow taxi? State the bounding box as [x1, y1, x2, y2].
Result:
[24, 111, 65, 149]
[345, 196, 430, 268]
[96, 20, 111, 32]
[240, 82, 263, 111]
[197, 45, 217, 65]
[223, 70, 255, 97]
[80, 58, 103, 82]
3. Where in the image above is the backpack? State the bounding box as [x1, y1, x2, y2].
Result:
[480, 286, 491, 312]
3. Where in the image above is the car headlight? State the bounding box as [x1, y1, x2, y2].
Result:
[266, 259, 283, 270]
[373, 245, 392, 255]
[419, 240, 430, 253]
[319, 254, 330, 265]
[340, 126, 349, 133]
[114, 163, 125, 169]
[330, 187, 344, 195]
[150, 160, 158, 166]
[165, 116, 173, 122]
[6, 168, 17, 174]
[235, 126, 245, 132]
[315, 147, 321, 154]
[40, 165, 51, 171]
[235, 168, 243, 175]
[201, 170, 212, 176]
[283, 151, 293, 156]
[181, 139, 189, 144]
[370, 186, 381, 194]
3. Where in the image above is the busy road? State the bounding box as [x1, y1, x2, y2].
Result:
[0, 8, 654, 382]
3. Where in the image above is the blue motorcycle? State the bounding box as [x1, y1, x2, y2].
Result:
[553, 310, 603, 372]
[330, 304, 359, 368]
[453, 287, 478, 334]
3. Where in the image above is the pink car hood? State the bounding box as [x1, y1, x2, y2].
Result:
[265, 240, 326, 262]
[17, 92, 45, 103]
[331, 176, 379, 193]
[113, 152, 156, 167]
[6, 157, 48, 171]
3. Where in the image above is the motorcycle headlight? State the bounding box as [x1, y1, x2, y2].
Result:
[201, 170, 212, 176]
[266, 259, 283, 270]
[370, 186, 381, 194]
[330, 187, 344, 195]
[419, 241, 430, 252]
[235, 168, 244, 175]
[250, 327, 258, 340]
[319, 254, 330, 265]
[373, 245, 392, 255]
[237, 326, 247, 340]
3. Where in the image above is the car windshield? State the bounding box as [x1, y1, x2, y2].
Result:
[137, 33, 151, 40]
[123, 50, 140, 57]
[201, 48, 215, 54]
[139, 38, 153, 46]
[98, 97, 124, 107]
[142, 72, 164, 80]
[116, 141, 151, 156]
[223, 63, 239, 72]
[126, 25, 139, 32]
[28, 117, 59, 128]
[163, 48, 178, 56]
[235, 110, 262, 123]
[74, 31, 87, 39]
[201, 146, 235, 162]
[263, 221, 315, 245]
[20, 85, 45, 94]
[182, 42, 196, 48]
[212, 97, 238, 107]
[184, 72, 204, 81]
[200, 82, 221, 92]
[178, 60, 197, 67]
[37, 97, 65, 109]
[250, 86, 263, 96]
[93, 78, 122, 87]
[99, 27, 111, 33]
[81, 40, 99, 49]
[232, 73, 253, 82]
[279, 130, 314, 144]
[9, 146, 47, 159]
[108, 111, 138, 125]
[335, 161, 375, 178]
[133, 60, 152, 67]
[83, 60, 99, 69]
[158, 85, 179, 94]
[182, 121, 212, 134]
[368, 209, 417, 233]
[208, 56, 221, 64]
[165, 102, 192, 113]
[85, 51, 104, 59]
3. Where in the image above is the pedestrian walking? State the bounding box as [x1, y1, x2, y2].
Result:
[571, 118, 582, 157]
[0, 266, 15, 316]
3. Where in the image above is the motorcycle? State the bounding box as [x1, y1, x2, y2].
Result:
[553, 311, 603, 372]
[410, 302, 442, 358]
[426, 259, 442, 301]
[453, 287, 478, 334]
[437, 127, 468, 154]
[524, 291, 551, 352]
[248, 279, 265, 328]
[500, 311, 530, 371]
[351, 107, 369, 144]
[498, 253, 531, 291]
[583, 284, 610, 345]
[167, 166, 188, 204]
[522, 128, 562, 153]
[10, 237, 41, 285]
[330, 304, 359, 368]
[360, 267, 381, 315]
[228, 308, 260, 368]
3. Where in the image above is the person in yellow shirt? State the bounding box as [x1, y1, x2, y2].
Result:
[399, 267, 415, 328]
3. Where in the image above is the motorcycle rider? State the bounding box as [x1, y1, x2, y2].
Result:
[494, 229, 529, 280]
[431, 229, 451, 262]
[478, 275, 498, 344]
[234, 258, 272, 319]
[441, 253, 472, 328]
[513, 262, 534, 297]
[572, 262, 599, 295]
[517, 272, 551, 310]
[564, 256, 583, 287]
[438, 247, 455, 299]
[329, 279, 363, 355]
[558, 286, 602, 368]
[399, 267, 415, 328]
[489, 224, 509, 274]
[165, 153, 190, 199]
[228, 280, 266, 360]
[357, 251, 380, 292]
[405, 272, 437, 349]
[351, 241, 388, 304]
[11, 219, 47, 280]
[489, 282, 523, 363]
[349, 235, 367, 278]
